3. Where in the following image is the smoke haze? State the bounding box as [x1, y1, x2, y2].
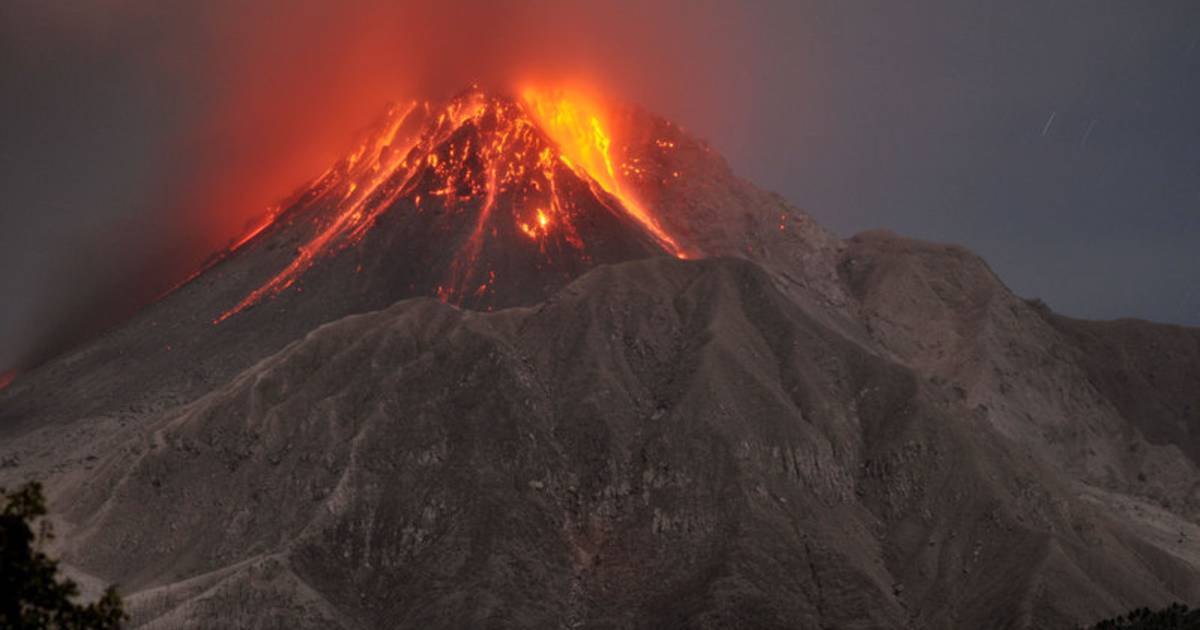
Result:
[2, 1, 1198, 373]
[0, 0, 753, 370]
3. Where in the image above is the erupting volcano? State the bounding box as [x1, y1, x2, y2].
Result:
[0, 81, 818, 432]
[5, 79, 1198, 630]
[206, 86, 692, 324]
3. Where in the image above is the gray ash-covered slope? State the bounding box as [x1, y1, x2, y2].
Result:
[27, 258, 1200, 630]
[839, 231, 1200, 521]
[1, 87, 1199, 629]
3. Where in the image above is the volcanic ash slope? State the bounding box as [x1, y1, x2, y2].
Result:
[50, 257, 1200, 629]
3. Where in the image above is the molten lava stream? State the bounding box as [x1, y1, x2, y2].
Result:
[214, 101, 426, 323]
[521, 88, 688, 259]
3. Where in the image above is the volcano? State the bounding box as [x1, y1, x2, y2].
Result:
[1, 86, 1198, 629]
[0, 87, 713, 425]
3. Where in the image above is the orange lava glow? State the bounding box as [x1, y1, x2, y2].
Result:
[230, 207, 281, 252]
[215, 100, 429, 322]
[213, 86, 690, 322]
[522, 88, 687, 258]
[0, 370, 16, 391]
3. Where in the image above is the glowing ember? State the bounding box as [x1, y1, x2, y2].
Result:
[230, 206, 281, 252]
[212, 86, 691, 323]
[0, 370, 15, 391]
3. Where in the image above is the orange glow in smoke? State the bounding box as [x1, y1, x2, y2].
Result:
[215, 100, 428, 322]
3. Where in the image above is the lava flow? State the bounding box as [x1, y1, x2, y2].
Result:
[521, 88, 686, 258]
[211, 86, 691, 324]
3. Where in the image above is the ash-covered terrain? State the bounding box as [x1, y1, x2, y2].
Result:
[1, 87, 1197, 629]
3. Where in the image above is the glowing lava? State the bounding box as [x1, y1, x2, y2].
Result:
[215, 100, 429, 323]
[521, 88, 687, 258]
[0, 370, 15, 391]
[212, 86, 690, 323]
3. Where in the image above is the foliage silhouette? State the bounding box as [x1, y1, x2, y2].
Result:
[1, 482, 125, 629]
[1088, 603, 1200, 629]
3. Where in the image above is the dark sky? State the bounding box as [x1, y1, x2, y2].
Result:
[2, 1, 1198, 371]
[724, 1, 1200, 329]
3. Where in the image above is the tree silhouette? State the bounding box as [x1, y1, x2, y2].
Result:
[1, 482, 125, 629]
[1089, 603, 1200, 629]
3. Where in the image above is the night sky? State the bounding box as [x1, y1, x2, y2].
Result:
[2, 1, 1198, 371]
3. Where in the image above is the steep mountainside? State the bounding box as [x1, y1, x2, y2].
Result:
[0, 87, 1197, 629]
[839, 231, 1200, 521]
[35, 259, 1200, 628]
